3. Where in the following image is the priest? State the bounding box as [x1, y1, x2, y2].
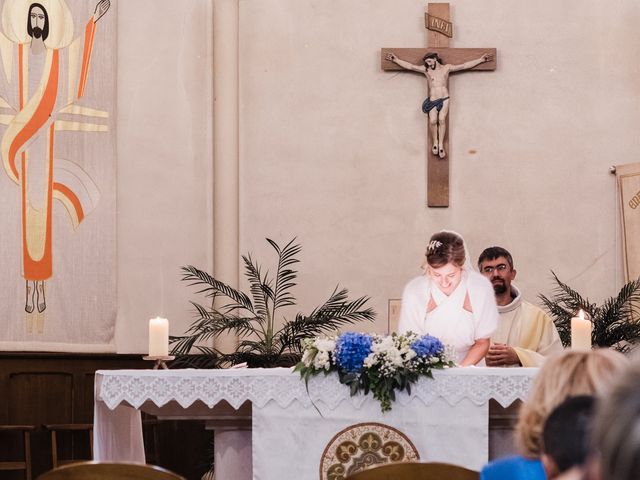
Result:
[477, 246, 563, 367]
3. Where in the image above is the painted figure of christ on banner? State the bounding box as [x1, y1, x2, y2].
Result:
[0, 0, 116, 351]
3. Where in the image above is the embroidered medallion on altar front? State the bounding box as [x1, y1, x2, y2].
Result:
[319, 422, 419, 480]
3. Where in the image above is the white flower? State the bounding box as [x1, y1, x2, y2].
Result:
[386, 348, 405, 367]
[301, 348, 315, 367]
[375, 335, 395, 351]
[313, 350, 331, 370]
[314, 338, 336, 353]
[404, 349, 417, 361]
[363, 352, 378, 368]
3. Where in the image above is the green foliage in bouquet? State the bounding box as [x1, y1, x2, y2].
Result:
[170, 238, 376, 368]
[539, 272, 640, 352]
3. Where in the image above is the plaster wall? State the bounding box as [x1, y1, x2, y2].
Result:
[114, 0, 640, 352]
[115, 0, 213, 352]
[238, 0, 640, 333]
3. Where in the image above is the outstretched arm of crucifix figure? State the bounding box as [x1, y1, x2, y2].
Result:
[93, 0, 111, 22]
[385, 52, 426, 73]
[449, 52, 493, 72]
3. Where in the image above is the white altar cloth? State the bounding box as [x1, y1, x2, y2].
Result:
[94, 367, 536, 479]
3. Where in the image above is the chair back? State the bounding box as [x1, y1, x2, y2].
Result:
[36, 461, 185, 480]
[345, 461, 479, 480]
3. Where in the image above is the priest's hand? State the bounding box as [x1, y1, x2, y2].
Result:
[485, 343, 521, 366]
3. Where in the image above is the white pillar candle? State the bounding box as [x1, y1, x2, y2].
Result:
[571, 310, 592, 351]
[149, 317, 169, 357]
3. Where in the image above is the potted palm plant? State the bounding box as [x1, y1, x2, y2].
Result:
[539, 272, 640, 352]
[170, 238, 376, 367]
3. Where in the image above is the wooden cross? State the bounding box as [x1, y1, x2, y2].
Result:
[381, 3, 497, 207]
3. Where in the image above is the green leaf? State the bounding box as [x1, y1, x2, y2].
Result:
[541, 272, 640, 351]
[176, 239, 375, 367]
[181, 265, 255, 314]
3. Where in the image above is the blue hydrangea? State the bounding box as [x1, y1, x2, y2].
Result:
[334, 332, 373, 373]
[411, 335, 444, 358]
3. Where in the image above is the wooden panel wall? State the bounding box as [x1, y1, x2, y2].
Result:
[0, 354, 143, 479]
[0, 353, 212, 480]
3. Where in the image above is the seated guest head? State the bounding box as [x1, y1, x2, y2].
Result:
[592, 355, 640, 480]
[516, 349, 627, 458]
[541, 395, 596, 479]
[424, 231, 466, 295]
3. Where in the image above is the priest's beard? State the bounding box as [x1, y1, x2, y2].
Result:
[492, 281, 507, 295]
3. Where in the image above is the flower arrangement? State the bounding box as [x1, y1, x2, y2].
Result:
[295, 331, 455, 412]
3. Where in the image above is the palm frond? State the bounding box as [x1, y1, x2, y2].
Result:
[547, 271, 597, 316]
[169, 314, 260, 356]
[274, 287, 376, 353]
[242, 253, 272, 319]
[268, 238, 301, 310]
[181, 265, 255, 314]
[597, 278, 640, 325]
[175, 239, 375, 366]
[538, 293, 575, 347]
[541, 272, 640, 351]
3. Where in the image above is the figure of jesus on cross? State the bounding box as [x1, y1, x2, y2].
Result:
[385, 50, 492, 159]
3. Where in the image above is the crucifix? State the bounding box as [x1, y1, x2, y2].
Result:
[381, 3, 497, 207]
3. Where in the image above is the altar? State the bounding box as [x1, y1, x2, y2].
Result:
[94, 367, 536, 479]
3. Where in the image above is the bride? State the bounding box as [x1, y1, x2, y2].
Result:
[398, 231, 498, 366]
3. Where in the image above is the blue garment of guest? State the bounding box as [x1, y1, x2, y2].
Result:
[480, 455, 546, 480]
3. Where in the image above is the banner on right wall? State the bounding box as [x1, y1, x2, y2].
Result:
[616, 162, 640, 282]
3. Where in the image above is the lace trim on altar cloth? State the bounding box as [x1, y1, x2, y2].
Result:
[96, 367, 536, 411]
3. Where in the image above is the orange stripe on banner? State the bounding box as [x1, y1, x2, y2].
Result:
[21, 61, 59, 282]
[78, 20, 96, 99]
[53, 182, 84, 224]
[9, 51, 59, 188]
[20, 154, 26, 274]
[23, 125, 55, 281]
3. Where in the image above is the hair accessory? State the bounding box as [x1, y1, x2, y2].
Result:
[427, 240, 443, 253]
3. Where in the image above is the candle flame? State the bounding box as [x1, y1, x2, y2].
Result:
[578, 309, 585, 320]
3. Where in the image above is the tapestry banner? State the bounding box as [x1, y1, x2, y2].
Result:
[616, 162, 640, 283]
[0, 0, 116, 351]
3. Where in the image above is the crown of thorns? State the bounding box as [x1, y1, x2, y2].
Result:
[427, 240, 443, 253]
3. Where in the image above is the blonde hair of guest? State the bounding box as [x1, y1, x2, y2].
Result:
[515, 349, 628, 458]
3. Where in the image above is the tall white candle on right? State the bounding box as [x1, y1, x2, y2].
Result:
[571, 309, 592, 351]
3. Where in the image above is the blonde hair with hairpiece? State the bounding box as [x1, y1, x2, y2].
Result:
[425, 231, 465, 269]
[516, 349, 628, 458]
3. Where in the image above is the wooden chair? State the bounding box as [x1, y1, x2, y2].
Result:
[345, 461, 480, 480]
[36, 461, 185, 480]
[43, 424, 93, 468]
[0, 424, 35, 480]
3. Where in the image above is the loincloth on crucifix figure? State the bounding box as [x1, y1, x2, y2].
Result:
[385, 50, 492, 159]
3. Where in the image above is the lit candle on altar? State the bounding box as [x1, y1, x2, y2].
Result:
[571, 309, 591, 351]
[148, 317, 169, 357]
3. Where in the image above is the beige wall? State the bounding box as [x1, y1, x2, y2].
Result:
[238, 0, 639, 334]
[116, 0, 213, 352]
[115, 0, 639, 351]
